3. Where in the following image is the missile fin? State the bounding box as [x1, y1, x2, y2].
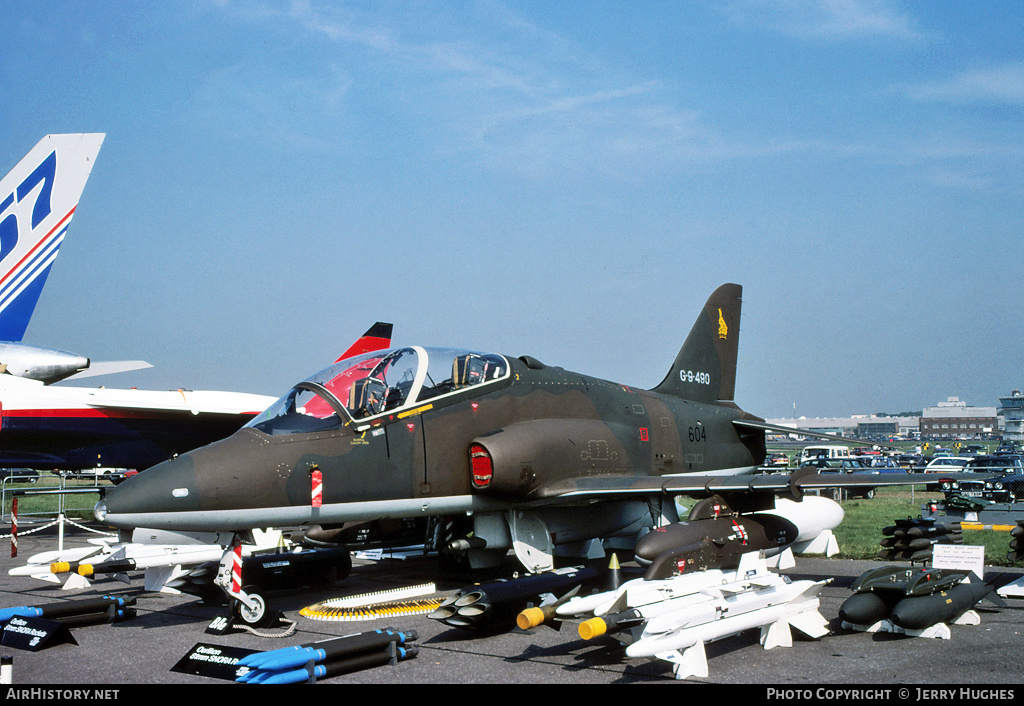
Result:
[604, 589, 630, 616]
[62, 574, 91, 590]
[788, 609, 830, 639]
[760, 618, 792, 650]
[662, 642, 709, 680]
[145, 565, 184, 593]
[735, 551, 768, 576]
[772, 547, 796, 570]
[793, 579, 830, 602]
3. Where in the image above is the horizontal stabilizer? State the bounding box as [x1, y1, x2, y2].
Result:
[732, 418, 858, 446]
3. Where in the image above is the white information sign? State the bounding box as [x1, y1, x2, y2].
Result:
[931, 543, 985, 580]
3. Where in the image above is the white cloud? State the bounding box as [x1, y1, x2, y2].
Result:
[724, 0, 924, 42]
[228, 2, 753, 175]
[904, 63, 1024, 105]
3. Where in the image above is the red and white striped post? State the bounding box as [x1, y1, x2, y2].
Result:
[230, 537, 242, 595]
[311, 465, 322, 508]
[10, 496, 17, 558]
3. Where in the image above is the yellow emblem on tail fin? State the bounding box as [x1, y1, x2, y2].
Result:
[718, 308, 728, 339]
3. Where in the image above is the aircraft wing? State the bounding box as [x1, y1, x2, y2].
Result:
[83, 389, 275, 416]
[530, 470, 945, 501]
[63, 360, 153, 381]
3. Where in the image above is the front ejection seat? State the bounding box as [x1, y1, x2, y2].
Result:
[348, 377, 386, 418]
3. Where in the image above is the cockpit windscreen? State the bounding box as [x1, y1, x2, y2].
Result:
[246, 347, 509, 436]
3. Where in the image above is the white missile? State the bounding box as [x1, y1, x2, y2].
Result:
[624, 578, 830, 680]
[9, 529, 284, 592]
[557, 567, 734, 619]
[557, 551, 778, 619]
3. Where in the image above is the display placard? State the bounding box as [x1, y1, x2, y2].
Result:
[932, 543, 985, 579]
[1, 616, 76, 651]
[171, 642, 257, 681]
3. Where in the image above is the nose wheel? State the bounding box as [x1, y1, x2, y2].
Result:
[232, 585, 273, 627]
[216, 536, 277, 628]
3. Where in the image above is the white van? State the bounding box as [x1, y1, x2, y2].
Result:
[798, 445, 852, 464]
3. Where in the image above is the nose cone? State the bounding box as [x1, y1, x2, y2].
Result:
[94, 429, 311, 532]
[96, 452, 199, 529]
[772, 496, 845, 541]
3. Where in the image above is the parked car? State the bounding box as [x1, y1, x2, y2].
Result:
[797, 445, 852, 464]
[937, 474, 1024, 503]
[964, 455, 1024, 474]
[866, 457, 906, 472]
[938, 456, 1024, 502]
[0, 469, 39, 483]
[766, 452, 790, 468]
[979, 473, 1024, 503]
[923, 456, 972, 473]
[896, 453, 925, 470]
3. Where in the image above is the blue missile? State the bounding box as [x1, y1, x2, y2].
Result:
[236, 627, 393, 667]
[0, 596, 135, 623]
[252, 646, 333, 673]
[258, 663, 329, 685]
[238, 668, 280, 684]
[248, 646, 418, 685]
[60, 609, 136, 628]
[237, 628, 417, 671]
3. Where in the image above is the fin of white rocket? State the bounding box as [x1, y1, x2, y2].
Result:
[659, 641, 709, 681]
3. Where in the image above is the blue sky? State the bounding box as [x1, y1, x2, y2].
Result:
[2, 0, 1022, 419]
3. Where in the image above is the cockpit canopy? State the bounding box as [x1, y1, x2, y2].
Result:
[246, 346, 510, 436]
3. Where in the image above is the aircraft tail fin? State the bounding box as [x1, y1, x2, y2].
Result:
[0, 134, 105, 341]
[652, 283, 741, 404]
[334, 322, 393, 362]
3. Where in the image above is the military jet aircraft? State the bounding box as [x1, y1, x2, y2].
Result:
[96, 284, 913, 573]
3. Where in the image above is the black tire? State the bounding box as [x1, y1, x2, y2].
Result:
[233, 585, 271, 627]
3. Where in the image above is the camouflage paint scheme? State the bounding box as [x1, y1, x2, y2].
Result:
[97, 284, 923, 569]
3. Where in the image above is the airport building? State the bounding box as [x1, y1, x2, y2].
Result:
[999, 389, 1024, 442]
[764, 415, 918, 439]
[919, 397, 999, 439]
[768, 395, 1004, 441]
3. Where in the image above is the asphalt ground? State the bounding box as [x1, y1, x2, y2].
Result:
[0, 520, 1022, 693]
